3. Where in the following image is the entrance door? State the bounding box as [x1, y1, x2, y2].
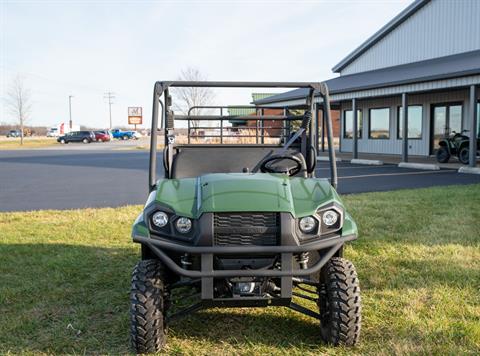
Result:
[430, 103, 463, 153]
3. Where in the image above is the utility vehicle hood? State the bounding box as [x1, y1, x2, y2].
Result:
[154, 173, 340, 219]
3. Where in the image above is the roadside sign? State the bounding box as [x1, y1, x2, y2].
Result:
[128, 116, 142, 125]
[128, 107, 143, 125]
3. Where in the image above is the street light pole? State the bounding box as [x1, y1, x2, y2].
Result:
[68, 95, 74, 129]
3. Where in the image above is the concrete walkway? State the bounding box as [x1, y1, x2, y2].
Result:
[317, 150, 478, 169]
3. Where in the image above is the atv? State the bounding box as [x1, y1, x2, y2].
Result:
[130, 81, 361, 353]
[436, 129, 480, 164]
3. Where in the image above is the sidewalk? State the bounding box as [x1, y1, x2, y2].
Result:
[317, 150, 473, 169]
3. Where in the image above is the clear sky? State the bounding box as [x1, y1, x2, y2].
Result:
[1, 0, 411, 129]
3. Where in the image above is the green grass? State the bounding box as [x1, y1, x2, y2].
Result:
[1, 185, 479, 355]
[0, 137, 57, 149]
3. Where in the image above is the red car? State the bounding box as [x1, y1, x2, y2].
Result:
[94, 131, 111, 142]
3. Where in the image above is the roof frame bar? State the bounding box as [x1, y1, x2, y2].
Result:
[149, 81, 337, 191]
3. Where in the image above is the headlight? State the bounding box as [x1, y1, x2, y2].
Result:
[322, 210, 339, 226]
[299, 216, 316, 233]
[152, 211, 168, 227]
[175, 217, 192, 233]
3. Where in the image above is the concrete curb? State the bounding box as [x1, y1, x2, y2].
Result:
[398, 162, 440, 170]
[317, 156, 342, 162]
[458, 166, 480, 174]
[350, 158, 383, 165]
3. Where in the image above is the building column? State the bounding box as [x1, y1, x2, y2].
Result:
[402, 93, 409, 162]
[352, 98, 358, 159]
[469, 85, 478, 167]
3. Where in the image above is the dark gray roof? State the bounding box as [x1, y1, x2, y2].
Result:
[332, 0, 430, 73]
[254, 50, 480, 105]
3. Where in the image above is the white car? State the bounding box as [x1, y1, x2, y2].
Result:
[46, 129, 59, 137]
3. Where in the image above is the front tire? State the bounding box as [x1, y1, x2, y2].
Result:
[458, 147, 470, 164]
[318, 257, 361, 346]
[60, 139, 66, 144]
[123, 135, 129, 140]
[436, 146, 450, 163]
[82, 138, 89, 144]
[130, 259, 168, 354]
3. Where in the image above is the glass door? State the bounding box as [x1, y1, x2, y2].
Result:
[430, 103, 463, 153]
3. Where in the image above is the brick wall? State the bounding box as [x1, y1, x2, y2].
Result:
[247, 108, 341, 139]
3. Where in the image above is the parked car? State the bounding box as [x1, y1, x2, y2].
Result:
[6, 130, 21, 138]
[111, 129, 135, 140]
[94, 131, 111, 142]
[46, 128, 59, 137]
[57, 131, 96, 144]
[132, 131, 142, 140]
[96, 130, 113, 140]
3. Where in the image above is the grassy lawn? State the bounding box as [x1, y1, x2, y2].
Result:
[0, 137, 57, 149]
[0, 185, 479, 355]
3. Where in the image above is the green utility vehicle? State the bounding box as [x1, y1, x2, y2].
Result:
[130, 81, 361, 353]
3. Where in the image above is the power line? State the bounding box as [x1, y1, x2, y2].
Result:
[103, 92, 115, 129]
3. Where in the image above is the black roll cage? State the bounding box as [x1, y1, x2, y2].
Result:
[149, 81, 338, 191]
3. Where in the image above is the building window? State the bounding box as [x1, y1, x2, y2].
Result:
[397, 105, 423, 139]
[477, 102, 480, 138]
[343, 110, 362, 139]
[369, 108, 390, 139]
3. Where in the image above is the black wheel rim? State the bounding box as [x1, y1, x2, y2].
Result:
[459, 149, 469, 164]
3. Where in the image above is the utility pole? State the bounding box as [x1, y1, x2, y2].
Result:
[68, 95, 74, 129]
[104, 92, 115, 129]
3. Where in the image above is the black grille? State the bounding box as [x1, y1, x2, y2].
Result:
[213, 213, 279, 246]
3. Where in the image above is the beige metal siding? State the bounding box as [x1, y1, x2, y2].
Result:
[331, 75, 480, 101]
[339, 89, 476, 156]
[341, 0, 480, 75]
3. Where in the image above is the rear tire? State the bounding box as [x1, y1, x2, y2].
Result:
[436, 146, 450, 163]
[123, 135, 129, 140]
[130, 259, 168, 354]
[458, 147, 470, 165]
[318, 257, 361, 346]
[60, 139, 66, 144]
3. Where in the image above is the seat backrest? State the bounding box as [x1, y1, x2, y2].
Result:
[170, 145, 306, 178]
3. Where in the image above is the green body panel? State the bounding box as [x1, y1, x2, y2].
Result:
[154, 173, 341, 219]
[131, 173, 358, 240]
[132, 173, 358, 238]
[132, 205, 358, 240]
[341, 212, 357, 236]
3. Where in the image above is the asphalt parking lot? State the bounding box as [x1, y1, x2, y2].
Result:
[0, 149, 479, 212]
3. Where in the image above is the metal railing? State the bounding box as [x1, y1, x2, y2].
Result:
[175, 107, 303, 144]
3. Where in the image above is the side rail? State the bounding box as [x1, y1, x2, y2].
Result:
[178, 107, 304, 145]
[184, 105, 306, 145]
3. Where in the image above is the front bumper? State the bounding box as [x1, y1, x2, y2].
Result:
[133, 232, 356, 278]
[132, 210, 358, 301]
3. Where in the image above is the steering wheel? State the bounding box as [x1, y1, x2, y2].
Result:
[260, 154, 305, 176]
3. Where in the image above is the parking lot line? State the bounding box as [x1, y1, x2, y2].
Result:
[316, 165, 394, 170]
[339, 169, 456, 180]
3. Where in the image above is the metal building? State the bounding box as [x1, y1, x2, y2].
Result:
[254, 0, 480, 166]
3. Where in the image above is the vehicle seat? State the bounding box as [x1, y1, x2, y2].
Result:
[170, 146, 308, 179]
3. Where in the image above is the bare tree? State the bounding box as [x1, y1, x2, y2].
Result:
[6, 75, 32, 145]
[172, 67, 214, 129]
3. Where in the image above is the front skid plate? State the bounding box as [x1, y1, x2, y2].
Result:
[167, 299, 321, 322]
